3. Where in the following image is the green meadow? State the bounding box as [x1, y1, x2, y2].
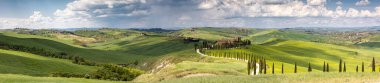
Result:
[0, 27, 379, 82]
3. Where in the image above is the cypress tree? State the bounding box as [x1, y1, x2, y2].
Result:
[294, 62, 297, 73]
[248, 61, 251, 75]
[323, 61, 326, 72]
[327, 63, 329, 72]
[281, 63, 284, 74]
[259, 58, 262, 74]
[356, 65, 358, 72]
[373, 57, 376, 72]
[308, 62, 312, 72]
[264, 59, 267, 74]
[339, 59, 342, 72]
[253, 57, 257, 75]
[272, 63, 274, 74]
[343, 62, 346, 72]
[194, 44, 198, 50]
[362, 62, 364, 72]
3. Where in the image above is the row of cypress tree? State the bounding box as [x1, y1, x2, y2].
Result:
[203, 50, 378, 74]
[251, 57, 378, 75]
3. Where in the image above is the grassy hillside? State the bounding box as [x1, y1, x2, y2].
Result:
[245, 29, 343, 44]
[2, 27, 380, 83]
[0, 74, 124, 83]
[159, 72, 380, 83]
[0, 31, 198, 71]
[134, 58, 249, 82]
[205, 40, 380, 73]
[0, 49, 95, 76]
[173, 27, 259, 40]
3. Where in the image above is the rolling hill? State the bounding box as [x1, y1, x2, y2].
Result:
[205, 40, 380, 73]
[0, 49, 95, 76]
[1, 27, 380, 82]
[0, 74, 124, 83]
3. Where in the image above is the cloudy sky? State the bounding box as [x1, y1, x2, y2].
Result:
[1, 0, 380, 29]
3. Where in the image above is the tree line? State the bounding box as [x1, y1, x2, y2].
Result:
[202, 50, 379, 75]
[52, 64, 144, 81]
[0, 42, 96, 66]
[194, 39, 251, 50]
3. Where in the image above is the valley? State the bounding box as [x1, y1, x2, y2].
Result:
[0, 27, 380, 82]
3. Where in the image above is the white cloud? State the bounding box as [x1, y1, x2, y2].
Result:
[29, 11, 52, 23]
[0, 11, 99, 29]
[355, 0, 370, 6]
[198, 0, 218, 9]
[2, 0, 380, 29]
[307, 0, 326, 6]
[196, 0, 380, 18]
[336, 1, 343, 5]
[55, 0, 150, 19]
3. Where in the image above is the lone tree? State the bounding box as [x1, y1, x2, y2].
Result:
[323, 61, 326, 72]
[294, 62, 297, 73]
[281, 63, 284, 74]
[362, 62, 365, 72]
[253, 58, 257, 75]
[343, 62, 346, 72]
[339, 59, 342, 72]
[264, 59, 267, 74]
[356, 65, 359, 72]
[308, 62, 312, 72]
[259, 58, 262, 74]
[372, 57, 376, 72]
[247, 60, 251, 75]
[327, 63, 329, 72]
[272, 63, 275, 74]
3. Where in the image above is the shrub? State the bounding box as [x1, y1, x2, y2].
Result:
[90, 64, 144, 81]
[51, 72, 86, 78]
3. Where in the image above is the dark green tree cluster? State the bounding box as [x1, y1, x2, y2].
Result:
[200, 41, 212, 49]
[338, 59, 347, 72]
[89, 65, 144, 81]
[206, 51, 255, 61]
[51, 72, 86, 78]
[247, 56, 267, 75]
[212, 39, 251, 49]
[51, 65, 144, 81]
[183, 37, 200, 43]
[0, 42, 96, 66]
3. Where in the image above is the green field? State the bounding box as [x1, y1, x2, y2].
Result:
[0, 74, 124, 83]
[205, 40, 380, 73]
[159, 72, 380, 83]
[1, 28, 380, 82]
[0, 49, 95, 76]
[0, 32, 196, 65]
